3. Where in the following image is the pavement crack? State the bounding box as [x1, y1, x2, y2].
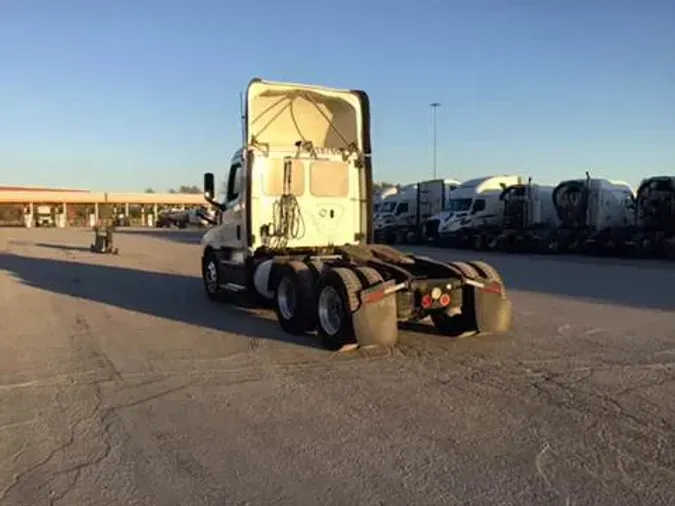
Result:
[0, 418, 38, 432]
[535, 441, 574, 505]
[0, 393, 104, 503]
[110, 382, 195, 412]
[535, 442, 553, 488]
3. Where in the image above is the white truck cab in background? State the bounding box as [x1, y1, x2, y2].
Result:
[500, 182, 559, 230]
[374, 179, 460, 238]
[438, 175, 525, 237]
[374, 186, 399, 216]
[35, 205, 55, 227]
[553, 177, 635, 230]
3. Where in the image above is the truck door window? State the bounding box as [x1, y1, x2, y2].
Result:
[227, 163, 242, 202]
[471, 199, 486, 213]
[395, 202, 409, 215]
[262, 158, 305, 196]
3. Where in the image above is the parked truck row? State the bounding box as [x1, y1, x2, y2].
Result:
[375, 173, 675, 259]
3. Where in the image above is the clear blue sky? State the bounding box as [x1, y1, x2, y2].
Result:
[0, 0, 673, 191]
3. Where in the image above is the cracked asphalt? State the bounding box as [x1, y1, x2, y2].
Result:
[1, 228, 674, 506]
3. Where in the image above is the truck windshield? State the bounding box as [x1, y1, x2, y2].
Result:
[380, 201, 397, 213]
[447, 198, 472, 212]
[395, 202, 409, 215]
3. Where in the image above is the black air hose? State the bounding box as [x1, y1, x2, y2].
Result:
[272, 194, 303, 241]
[552, 180, 589, 228]
[270, 157, 305, 247]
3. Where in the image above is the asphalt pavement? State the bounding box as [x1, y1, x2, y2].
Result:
[1, 227, 674, 506]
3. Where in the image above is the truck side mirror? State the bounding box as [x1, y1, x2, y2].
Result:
[203, 172, 226, 211]
[204, 173, 215, 200]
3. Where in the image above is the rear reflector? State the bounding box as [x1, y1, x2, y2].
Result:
[363, 289, 385, 304]
[482, 282, 503, 295]
[439, 293, 451, 306]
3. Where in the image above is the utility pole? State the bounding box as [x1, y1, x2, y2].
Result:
[429, 102, 441, 179]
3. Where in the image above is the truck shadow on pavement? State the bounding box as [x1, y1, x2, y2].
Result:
[115, 228, 203, 245]
[102, 230, 675, 311]
[0, 253, 326, 350]
[405, 247, 675, 312]
[33, 242, 93, 252]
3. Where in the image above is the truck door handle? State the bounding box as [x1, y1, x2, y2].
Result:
[236, 225, 241, 240]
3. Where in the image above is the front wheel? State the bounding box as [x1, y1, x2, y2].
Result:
[202, 252, 224, 301]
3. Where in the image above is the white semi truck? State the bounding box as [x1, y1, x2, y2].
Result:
[374, 179, 461, 244]
[373, 186, 399, 216]
[622, 176, 675, 257]
[199, 78, 512, 350]
[437, 175, 525, 248]
[548, 174, 635, 253]
[487, 180, 559, 252]
[35, 205, 55, 227]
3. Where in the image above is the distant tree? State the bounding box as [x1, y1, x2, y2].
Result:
[167, 185, 201, 194]
[177, 185, 202, 194]
[144, 188, 155, 193]
[373, 181, 397, 194]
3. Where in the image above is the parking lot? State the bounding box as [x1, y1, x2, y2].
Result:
[1, 227, 674, 505]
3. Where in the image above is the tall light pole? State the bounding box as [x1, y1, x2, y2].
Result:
[429, 102, 441, 179]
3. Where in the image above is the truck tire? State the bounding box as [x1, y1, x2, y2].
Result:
[316, 268, 362, 350]
[471, 234, 484, 251]
[448, 261, 480, 279]
[274, 261, 317, 335]
[468, 260, 506, 297]
[353, 266, 383, 287]
[202, 251, 225, 301]
[467, 261, 503, 284]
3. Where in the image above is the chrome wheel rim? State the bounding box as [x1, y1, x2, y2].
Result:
[318, 286, 343, 336]
[277, 277, 296, 320]
[205, 260, 218, 293]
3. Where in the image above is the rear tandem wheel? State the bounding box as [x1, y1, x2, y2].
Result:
[274, 261, 317, 335]
[315, 268, 362, 351]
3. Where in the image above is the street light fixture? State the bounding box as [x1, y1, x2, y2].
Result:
[430, 102, 441, 179]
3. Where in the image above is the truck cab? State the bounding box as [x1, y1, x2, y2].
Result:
[487, 181, 559, 252]
[549, 176, 635, 253]
[438, 175, 524, 246]
[35, 205, 54, 227]
[201, 78, 372, 293]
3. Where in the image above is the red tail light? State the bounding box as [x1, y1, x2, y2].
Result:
[421, 294, 433, 309]
[439, 293, 451, 306]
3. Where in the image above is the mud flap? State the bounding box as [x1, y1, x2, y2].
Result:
[473, 286, 512, 334]
[351, 280, 399, 348]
